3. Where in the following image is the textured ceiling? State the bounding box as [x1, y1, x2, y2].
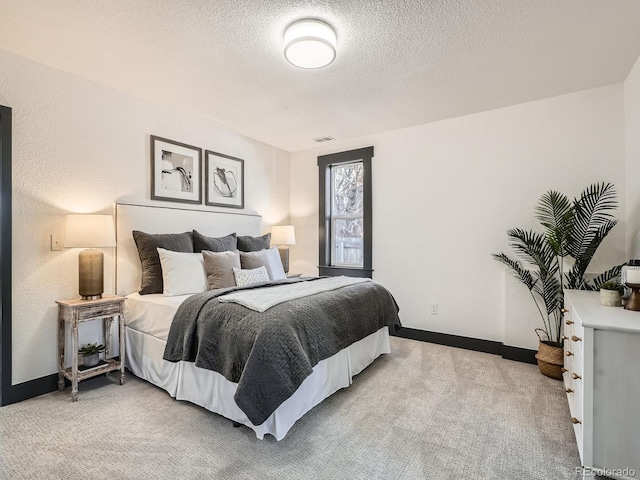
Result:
[2, 0, 640, 151]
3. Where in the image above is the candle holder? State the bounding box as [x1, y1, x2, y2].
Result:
[624, 283, 640, 311]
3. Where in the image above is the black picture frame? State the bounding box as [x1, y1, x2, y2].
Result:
[205, 150, 244, 209]
[150, 135, 202, 204]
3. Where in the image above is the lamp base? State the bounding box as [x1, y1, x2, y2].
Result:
[277, 246, 290, 274]
[624, 283, 640, 311]
[81, 295, 103, 301]
[79, 249, 105, 299]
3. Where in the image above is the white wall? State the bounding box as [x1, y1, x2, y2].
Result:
[290, 85, 627, 349]
[625, 54, 640, 259]
[0, 48, 290, 385]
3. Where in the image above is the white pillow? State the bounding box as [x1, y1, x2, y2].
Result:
[264, 247, 287, 280]
[233, 266, 270, 287]
[239, 248, 286, 281]
[157, 248, 208, 296]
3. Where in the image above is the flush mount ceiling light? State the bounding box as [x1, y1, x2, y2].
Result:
[284, 19, 337, 69]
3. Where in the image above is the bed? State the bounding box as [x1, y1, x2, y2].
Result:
[115, 203, 399, 440]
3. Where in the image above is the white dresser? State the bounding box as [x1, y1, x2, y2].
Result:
[564, 290, 640, 480]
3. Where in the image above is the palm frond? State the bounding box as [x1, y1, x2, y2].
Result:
[565, 266, 587, 290]
[567, 182, 617, 259]
[565, 219, 618, 289]
[491, 253, 536, 290]
[540, 274, 562, 315]
[586, 264, 625, 291]
[534, 190, 573, 256]
[507, 228, 558, 277]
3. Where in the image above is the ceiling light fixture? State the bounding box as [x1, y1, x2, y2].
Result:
[284, 19, 337, 69]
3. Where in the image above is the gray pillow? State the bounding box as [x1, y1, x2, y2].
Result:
[193, 230, 237, 253]
[237, 233, 271, 252]
[202, 250, 240, 289]
[132, 231, 194, 295]
[239, 248, 286, 281]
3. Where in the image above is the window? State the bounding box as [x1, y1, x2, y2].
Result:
[318, 147, 373, 278]
[331, 162, 364, 267]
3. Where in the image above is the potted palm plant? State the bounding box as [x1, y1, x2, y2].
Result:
[493, 182, 624, 379]
[78, 342, 105, 368]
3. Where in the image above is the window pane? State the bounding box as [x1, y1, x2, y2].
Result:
[333, 163, 363, 215]
[332, 218, 363, 266]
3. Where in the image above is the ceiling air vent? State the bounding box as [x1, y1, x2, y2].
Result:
[313, 136, 335, 143]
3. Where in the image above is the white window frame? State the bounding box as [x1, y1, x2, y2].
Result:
[330, 162, 364, 267]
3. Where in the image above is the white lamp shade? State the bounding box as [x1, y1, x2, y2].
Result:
[271, 225, 296, 245]
[284, 19, 336, 69]
[64, 214, 116, 248]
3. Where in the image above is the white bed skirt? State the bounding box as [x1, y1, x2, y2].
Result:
[125, 326, 390, 440]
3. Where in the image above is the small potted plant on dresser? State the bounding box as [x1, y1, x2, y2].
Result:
[78, 343, 105, 368]
[599, 281, 623, 307]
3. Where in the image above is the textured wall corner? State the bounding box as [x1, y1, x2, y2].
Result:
[2, 49, 290, 385]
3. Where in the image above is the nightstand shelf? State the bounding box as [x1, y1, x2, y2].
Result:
[56, 295, 126, 401]
[60, 358, 120, 382]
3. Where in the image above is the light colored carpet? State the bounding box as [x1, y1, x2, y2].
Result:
[0, 338, 581, 480]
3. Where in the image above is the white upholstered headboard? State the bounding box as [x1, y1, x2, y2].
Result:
[115, 203, 262, 295]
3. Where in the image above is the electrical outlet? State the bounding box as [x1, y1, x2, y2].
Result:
[51, 234, 63, 251]
[430, 303, 438, 315]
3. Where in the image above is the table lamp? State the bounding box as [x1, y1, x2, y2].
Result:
[64, 214, 116, 299]
[271, 225, 296, 273]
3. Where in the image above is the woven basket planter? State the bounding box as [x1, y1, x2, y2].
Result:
[534, 329, 563, 380]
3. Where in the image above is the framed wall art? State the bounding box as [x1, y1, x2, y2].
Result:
[205, 150, 244, 209]
[150, 135, 202, 204]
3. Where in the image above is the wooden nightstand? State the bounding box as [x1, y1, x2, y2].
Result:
[56, 295, 126, 401]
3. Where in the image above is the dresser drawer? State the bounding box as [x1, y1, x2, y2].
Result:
[567, 378, 583, 417]
[571, 415, 584, 462]
[564, 341, 582, 374]
[58, 300, 123, 323]
[564, 306, 584, 338]
[75, 302, 122, 320]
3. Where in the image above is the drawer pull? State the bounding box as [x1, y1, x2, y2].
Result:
[565, 387, 573, 393]
[570, 417, 582, 425]
[571, 373, 582, 380]
[571, 335, 582, 342]
[566, 351, 573, 357]
[561, 368, 568, 374]
[561, 335, 569, 341]
[561, 308, 568, 313]
[565, 320, 574, 325]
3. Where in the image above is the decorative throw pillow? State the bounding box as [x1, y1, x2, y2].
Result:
[157, 248, 208, 296]
[132, 231, 194, 294]
[237, 233, 271, 252]
[233, 266, 270, 287]
[202, 250, 241, 290]
[193, 230, 237, 253]
[239, 248, 286, 281]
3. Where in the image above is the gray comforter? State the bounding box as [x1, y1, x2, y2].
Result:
[163, 277, 401, 425]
